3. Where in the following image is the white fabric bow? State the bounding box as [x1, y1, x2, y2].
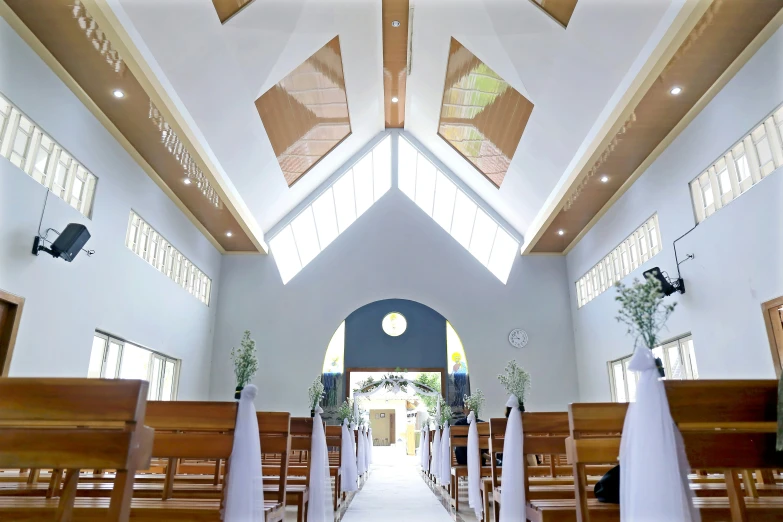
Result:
[223, 385, 264, 522]
[308, 406, 335, 521]
[340, 419, 358, 492]
[499, 394, 525, 522]
[420, 426, 430, 470]
[620, 348, 700, 522]
[356, 425, 367, 476]
[367, 428, 373, 468]
[431, 426, 441, 480]
[466, 412, 483, 519]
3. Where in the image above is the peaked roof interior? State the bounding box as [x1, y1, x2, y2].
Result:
[5, 0, 781, 257]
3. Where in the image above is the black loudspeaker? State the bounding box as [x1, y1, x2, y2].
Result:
[32, 223, 91, 262]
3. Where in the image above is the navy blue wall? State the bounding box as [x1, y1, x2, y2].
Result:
[344, 299, 447, 370]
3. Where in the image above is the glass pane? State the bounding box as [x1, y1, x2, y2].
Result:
[397, 138, 417, 200]
[119, 343, 151, 380]
[270, 226, 302, 284]
[450, 191, 477, 249]
[701, 181, 714, 208]
[149, 356, 162, 400]
[613, 363, 627, 402]
[312, 188, 339, 250]
[755, 135, 772, 166]
[667, 344, 683, 379]
[352, 154, 374, 217]
[332, 171, 357, 233]
[105, 342, 121, 379]
[87, 335, 107, 378]
[372, 135, 391, 200]
[432, 172, 457, 232]
[487, 228, 517, 284]
[717, 167, 731, 195]
[735, 154, 750, 182]
[414, 154, 436, 215]
[291, 206, 320, 267]
[162, 361, 176, 400]
[624, 360, 637, 402]
[683, 339, 699, 379]
[469, 208, 497, 266]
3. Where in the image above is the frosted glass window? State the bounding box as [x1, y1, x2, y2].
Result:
[469, 208, 497, 265]
[612, 363, 627, 403]
[576, 215, 661, 308]
[87, 335, 107, 378]
[312, 188, 339, 250]
[125, 211, 211, 304]
[487, 227, 517, 283]
[333, 171, 357, 232]
[270, 136, 392, 284]
[414, 155, 437, 214]
[450, 191, 477, 249]
[432, 172, 457, 232]
[691, 102, 783, 223]
[291, 207, 320, 266]
[0, 93, 97, 217]
[398, 137, 418, 199]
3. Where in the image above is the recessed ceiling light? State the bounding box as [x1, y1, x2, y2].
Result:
[226, 231, 233, 237]
[112, 89, 125, 98]
[183, 178, 192, 185]
[391, 96, 399, 103]
[558, 229, 565, 236]
[670, 86, 682, 95]
[600, 175, 609, 183]
[391, 20, 401, 27]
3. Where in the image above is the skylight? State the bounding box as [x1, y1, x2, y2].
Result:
[270, 135, 391, 284]
[398, 136, 518, 283]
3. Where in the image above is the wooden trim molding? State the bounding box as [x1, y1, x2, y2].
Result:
[0, 290, 25, 377]
[344, 367, 447, 401]
[761, 296, 783, 378]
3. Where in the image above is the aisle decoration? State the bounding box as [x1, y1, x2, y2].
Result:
[340, 416, 358, 492]
[420, 423, 430, 471]
[356, 421, 367, 477]
[307, 376, 325, 416]
[497, 361, 530, 522]
[438, 398, 452, 485]
[615, 277, 698, 521]
[230, 331, 258, 399]
[223, 385, 263, 521]
[308, 405, 335, 521]
[464, 389, 485, 519]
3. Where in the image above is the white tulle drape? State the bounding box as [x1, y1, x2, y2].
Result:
[356, 426, 367, 476]
[431, 427, 441, 479]
[499, 394, 525, 522]
[420, 427, 430, 470]
[439, 423, 451, 485]
[466, 412, 483, 519]
[223, 385, 264, 522]
[620, 348, 700, 522]
[363, 428, 371, 472]
[340, 419, 358, 492]
[307, 406, 335, 522]
[367, 428, 373, 467]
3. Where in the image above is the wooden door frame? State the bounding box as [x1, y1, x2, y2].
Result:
[344, 367, 446, 400]
[761, 295, 783, 378]
[0, 290, 25, 376]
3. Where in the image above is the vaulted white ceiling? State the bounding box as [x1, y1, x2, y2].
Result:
[109, 0, 680, 244]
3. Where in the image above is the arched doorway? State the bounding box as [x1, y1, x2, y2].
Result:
[320, 299, 471, 424]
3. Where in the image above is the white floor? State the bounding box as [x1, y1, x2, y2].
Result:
[341, 445, 454, 522]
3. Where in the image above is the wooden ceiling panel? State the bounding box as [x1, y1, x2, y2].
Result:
[530, 0, 579, 28]
[255, 36, 351, 187]
[382, 0, 409, 128]
[531, 0, 783, 253]
[4, 0, 258, 252]
[438, 38, 533, 188]
[212, 0, 254, 24]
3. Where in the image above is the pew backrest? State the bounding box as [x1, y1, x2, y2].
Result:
[258, 412, 291, 508]
[450, 425, 469, 467]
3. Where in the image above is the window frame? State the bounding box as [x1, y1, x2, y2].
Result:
[90, 331, 180, 401]
[608, 334, 697, 402]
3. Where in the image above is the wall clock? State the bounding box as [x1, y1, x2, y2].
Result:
[508, 328, 528, 349]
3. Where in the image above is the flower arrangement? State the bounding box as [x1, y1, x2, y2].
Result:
[337, 399, 355, 424]
[498, 360, 531, 407]
[230, 330, 258, 390]
[463, 389, 485, 418]
[307, 375, 325, 412]
[427, 396, 452, 426]
[615, 276, 676, 350]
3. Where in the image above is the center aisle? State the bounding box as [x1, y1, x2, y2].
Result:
[341, 445, 452, 522]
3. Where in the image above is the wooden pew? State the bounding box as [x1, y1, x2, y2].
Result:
[449, 425, 469, 511]
[0, 378, 154, 521]
[324, 425, 343, 510]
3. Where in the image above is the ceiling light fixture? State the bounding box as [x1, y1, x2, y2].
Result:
[226, 232, 233, 237]
[391, 20, 401, 27]
[558, 230, 565, 236]
[183, 178, 192, 185]
[112, 89, 125, 98]
[670, 86, 683, 95]
[600, 175, 609, 183]
[391, 96, 399, 103]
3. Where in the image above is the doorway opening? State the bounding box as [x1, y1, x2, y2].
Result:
[0, 290, 24, 376]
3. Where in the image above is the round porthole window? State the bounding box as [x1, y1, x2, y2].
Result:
[382, 312, 407, 337]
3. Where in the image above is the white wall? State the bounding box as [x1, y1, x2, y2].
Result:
[0, 18, 221, 399]
[566, 26, 783, 401]
[211, 189, 580, 416]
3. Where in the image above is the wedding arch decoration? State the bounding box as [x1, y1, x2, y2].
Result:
[351, 371, 442, 420]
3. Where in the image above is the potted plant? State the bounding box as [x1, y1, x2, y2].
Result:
[498, 360, 531, 411]
[308, 376, 325, 417]
[615, 276, 676, 376]
[230, 331, 258, 399]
